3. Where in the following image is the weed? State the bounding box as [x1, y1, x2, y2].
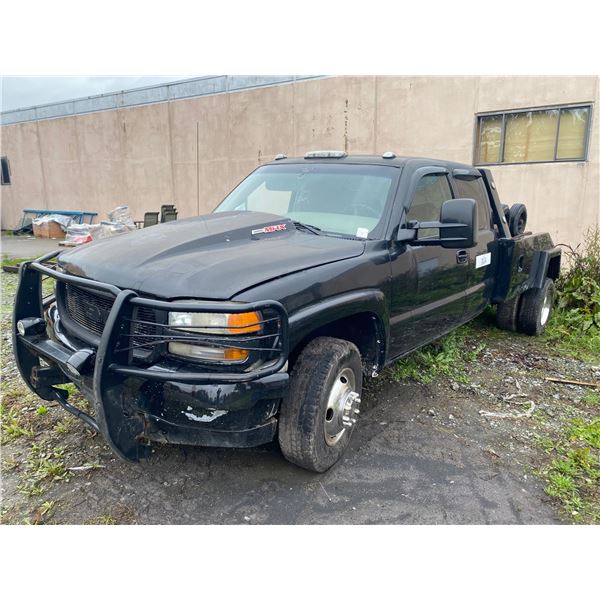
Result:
[544, 227, 600, 362]
[54, 414, 77, 435]
[392, 326, 485, 384]
[1, 454, 20, 471]
[565, 418, 600, 449]
[30, 499, 58, 523]
[0, 256, 35, 268]
[556, 228, 600, 321]
[92, 515, 117, 525]
[17, 483, 45, 497]
[36, 405, 49, 416]
[0, 404, 35, 443]
[581, 391, 600, 407]
[57, 383, 79, 395]
[535, 435, 558, 453]
[539, 416, 600, 523]
[39, 500, 56, 516]
[18, 443, 70, 497]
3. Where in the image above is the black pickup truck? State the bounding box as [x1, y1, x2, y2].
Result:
[14, 151, 561, 472]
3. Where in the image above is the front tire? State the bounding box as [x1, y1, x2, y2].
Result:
[517, 277, 555, 336]
[278, 337, 363, 472]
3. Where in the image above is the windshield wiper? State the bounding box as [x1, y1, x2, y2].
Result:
[292, 220, 323, 235]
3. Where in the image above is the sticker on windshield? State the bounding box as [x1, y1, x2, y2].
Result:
[476, 252, 491, 269]
[356, 227, 369, 239]
[252, 224, 287, 235]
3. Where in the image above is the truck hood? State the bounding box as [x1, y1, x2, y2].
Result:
[58, 212, 365, 300]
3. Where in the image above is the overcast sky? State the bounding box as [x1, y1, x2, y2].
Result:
[0, 76, 191, 111]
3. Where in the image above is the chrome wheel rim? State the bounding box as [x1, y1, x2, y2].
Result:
[324, 367, 360, 447]
[540, 290, 552, 326]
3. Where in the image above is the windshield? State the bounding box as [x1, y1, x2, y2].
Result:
[213, 163, 398, 239]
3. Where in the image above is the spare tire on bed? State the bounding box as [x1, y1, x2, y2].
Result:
[508, 203, 527, 237]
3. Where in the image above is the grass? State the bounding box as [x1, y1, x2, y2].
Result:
[538, 417, 600, 523]
[1, 454, 20, 472]
[567, 418, 600, 448]
[0, 404, 35, 443]
[581, 391, 600, 407]
[1, 265, 88, 521]
[17, 443, 70, 497]
[54, 414, 77, 434]
[90, 515, 118, 525]
[543, 311, 600, 364]
[391, 324, 486, 384]
[0, 256, 35, 269]
[34, 500, 57, 523]
[544, 228, 600, 364]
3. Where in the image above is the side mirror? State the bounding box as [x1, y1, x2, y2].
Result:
[439, 198, 478, 249]
[397, 198, 478, 249]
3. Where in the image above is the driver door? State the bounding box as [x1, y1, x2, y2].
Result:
[389, 169, 470, 356]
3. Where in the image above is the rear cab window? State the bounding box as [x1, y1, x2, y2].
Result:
[451, 175, 492, 231]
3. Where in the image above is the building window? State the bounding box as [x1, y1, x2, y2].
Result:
[475, 104, 592, 165]
[0, 157, 11, 185]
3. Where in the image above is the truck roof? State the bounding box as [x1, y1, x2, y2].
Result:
[265, 153, 478, 171]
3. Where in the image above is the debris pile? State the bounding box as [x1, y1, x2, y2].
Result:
[63, 205, 137, 246]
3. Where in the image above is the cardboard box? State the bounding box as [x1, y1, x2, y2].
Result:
[33, 220, 66, 239]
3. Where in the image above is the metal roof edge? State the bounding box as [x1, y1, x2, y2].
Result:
[0, 75, 328, 125]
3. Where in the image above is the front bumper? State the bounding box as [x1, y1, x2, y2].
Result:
[13, 251, 289, 461]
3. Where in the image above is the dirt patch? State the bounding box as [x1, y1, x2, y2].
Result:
[1, 271, 598, 524]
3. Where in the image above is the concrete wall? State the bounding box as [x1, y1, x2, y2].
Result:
[1, 76, 598, 247]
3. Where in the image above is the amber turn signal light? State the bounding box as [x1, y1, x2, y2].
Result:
[227, 311, 262, 334]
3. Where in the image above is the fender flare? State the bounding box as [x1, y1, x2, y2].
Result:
[528, 247, 562, 290]
[288, 289, 389, 371]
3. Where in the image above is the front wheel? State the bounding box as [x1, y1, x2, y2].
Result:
[278, 337, 363, 472]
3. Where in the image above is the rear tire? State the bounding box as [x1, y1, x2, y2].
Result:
[278, 337, 362, 473]
[517, 277, 555, 336]
[496, 294, 521, 331]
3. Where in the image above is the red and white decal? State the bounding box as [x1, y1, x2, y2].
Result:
[251, 223, 287, 235]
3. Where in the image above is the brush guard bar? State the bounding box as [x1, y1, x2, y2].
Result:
[13, 250, 289, 460]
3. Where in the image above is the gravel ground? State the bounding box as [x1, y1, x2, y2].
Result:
[1, 270, 598, 525]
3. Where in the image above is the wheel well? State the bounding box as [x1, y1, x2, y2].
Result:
[547, 254, 561, 281]
[290, 312, 385, 377]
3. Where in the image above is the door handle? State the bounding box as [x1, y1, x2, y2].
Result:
[456, 250, 469, 264]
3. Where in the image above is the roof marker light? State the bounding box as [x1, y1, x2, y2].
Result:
[274, 153, 287, 160]
[382, 151, 396, 159]
[304, 150, 347, 159]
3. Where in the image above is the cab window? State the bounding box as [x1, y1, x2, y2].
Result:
[408, 173, 453, 238]
[452, 176, 492, 230]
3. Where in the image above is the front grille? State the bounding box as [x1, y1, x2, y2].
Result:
[63, 284, 157, 348]
[64, 284, 113, 336]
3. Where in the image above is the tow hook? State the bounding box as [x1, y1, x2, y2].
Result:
[31, 366, 68, 389]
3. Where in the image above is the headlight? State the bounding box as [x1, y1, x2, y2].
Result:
[168, 310, 262, 335]
[167, 307, 262, 362]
